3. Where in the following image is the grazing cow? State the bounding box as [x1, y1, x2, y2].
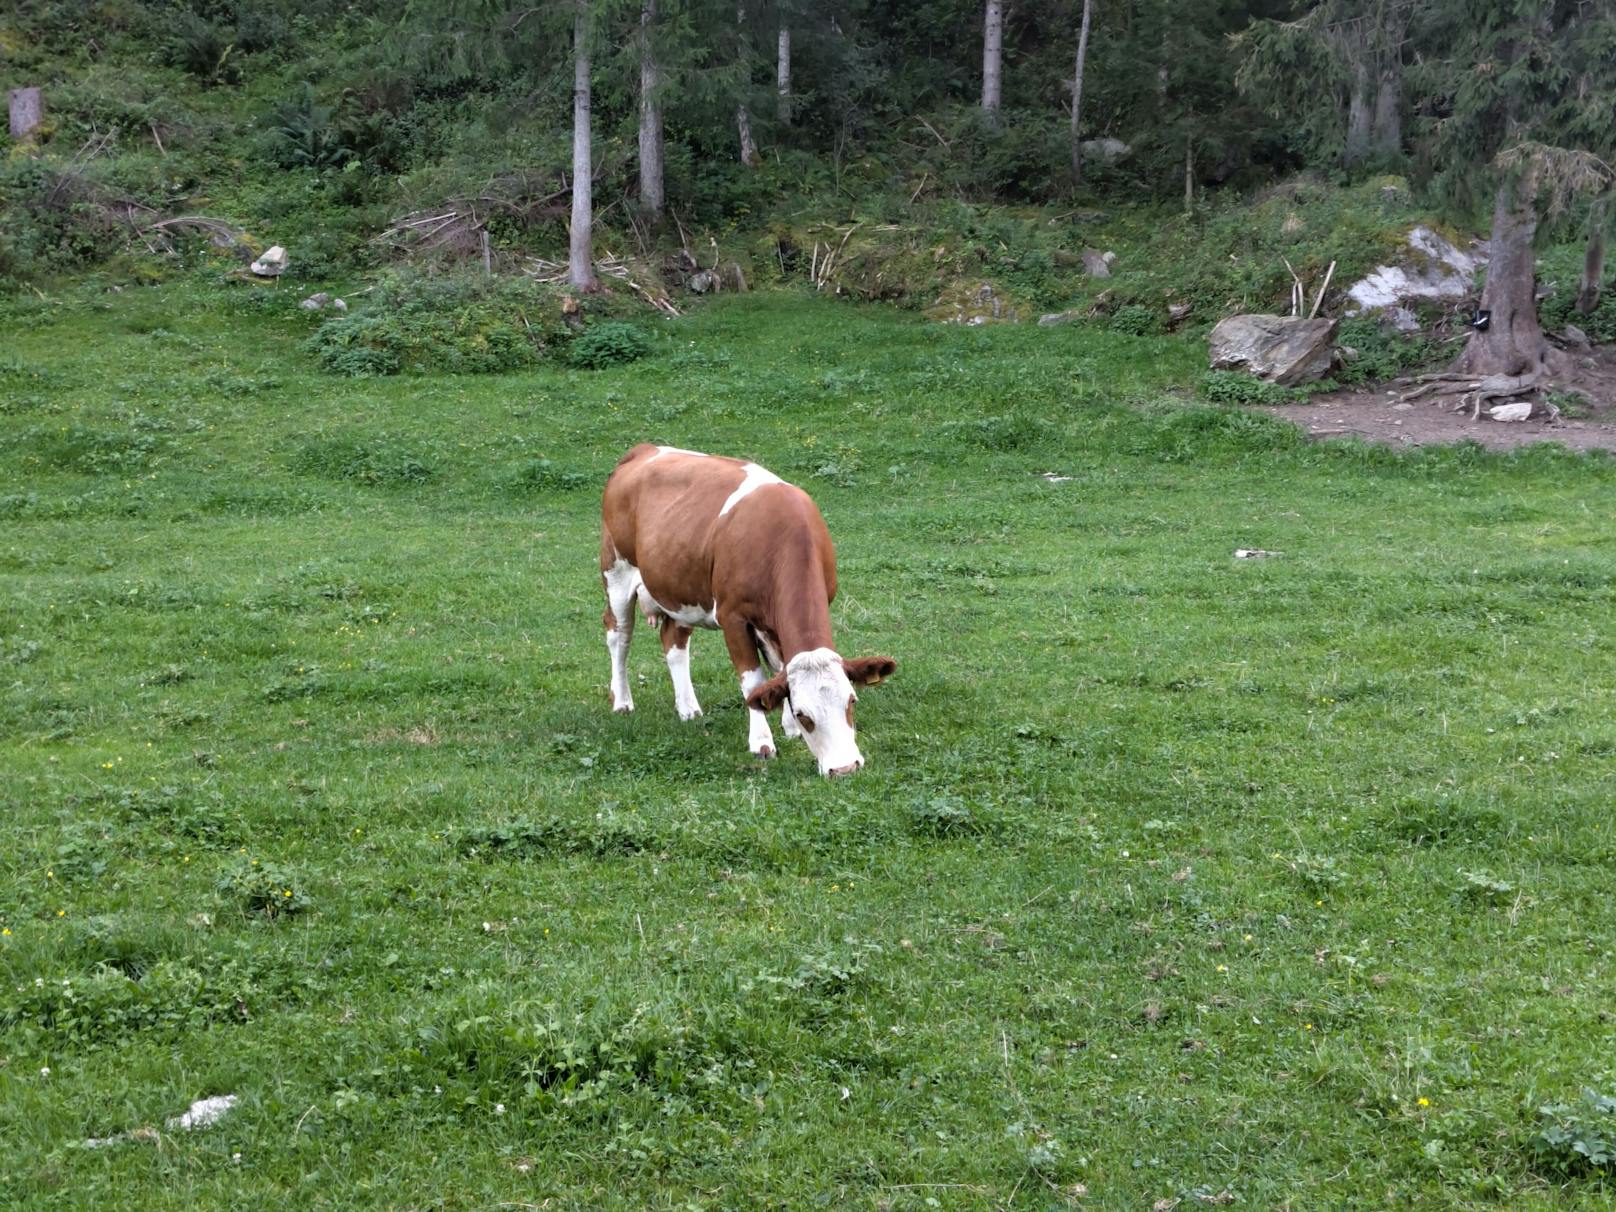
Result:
[600, 443, 895, 776]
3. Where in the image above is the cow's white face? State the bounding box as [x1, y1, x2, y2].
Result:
[785, 648, 864, 777]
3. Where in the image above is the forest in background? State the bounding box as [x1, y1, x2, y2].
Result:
[3, 0, 1615, 380]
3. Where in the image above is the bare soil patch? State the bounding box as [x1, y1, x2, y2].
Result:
[1258, 344, 1616, 453]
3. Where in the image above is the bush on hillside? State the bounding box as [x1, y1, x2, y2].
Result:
[1333, 316, 1439, 384]
[568, 321, 653, 369]
[304, 271, 572, 376]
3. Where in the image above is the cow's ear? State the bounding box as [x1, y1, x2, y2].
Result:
[745, 672, 790, 712]
[843, 655, 897, 686]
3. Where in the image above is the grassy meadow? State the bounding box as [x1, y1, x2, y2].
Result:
[3, 283, 1616, 1209]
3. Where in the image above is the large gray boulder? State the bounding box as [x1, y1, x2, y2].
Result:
[1208, 314, 1338, 386]
[1345, 225, 1485, 313]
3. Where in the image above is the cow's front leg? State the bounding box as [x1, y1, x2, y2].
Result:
[721, 616, 776, 758]
[661, 620, 702, 720]
[739, 668, 777, 758]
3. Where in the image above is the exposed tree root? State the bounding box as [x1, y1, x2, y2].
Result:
[1398, 371, 1545, 419]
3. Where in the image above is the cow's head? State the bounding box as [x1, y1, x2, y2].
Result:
[746, 647, 896, 777]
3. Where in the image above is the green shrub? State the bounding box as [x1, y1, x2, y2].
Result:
[1199, 370, 1299, 406]
[508, 458, 592, 493]
[569, 321, 653, 369]
[306, 272, 567, 376]
[1109, 303, 1161, 335]
[1334, 316, 1438, 384]
[216, 858, 314, 920]
[1531, 1087, 1616, 1173]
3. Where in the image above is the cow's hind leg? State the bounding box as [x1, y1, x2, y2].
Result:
[721, 617, 776, 758]
[661, 620, 702, 720]
[603, 557, 639, 713]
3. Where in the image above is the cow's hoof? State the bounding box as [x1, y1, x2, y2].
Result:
[613, 702, 634, 714]
[678, 707, 704, 721]
[753, 745, 776, 760]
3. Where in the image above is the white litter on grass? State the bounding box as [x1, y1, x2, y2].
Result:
[1234, 549, 1282, 559]
[167, 1094, 239, 1131]
[1034, 470, 1074, 482]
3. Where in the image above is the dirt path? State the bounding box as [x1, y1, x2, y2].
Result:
[1257, 345, 1616, 453]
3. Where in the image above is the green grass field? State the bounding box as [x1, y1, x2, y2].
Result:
[3, 283, 1616, 1209]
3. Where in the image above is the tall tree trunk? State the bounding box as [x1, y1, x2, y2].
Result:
[1370, 68, 1400, 160]
[981, 0, 1003, 116]
[736, 2, 760, 165]
[777, 25, 791, 124]
[1183, 133, 1194, 212]
[1455, 168, 1547, 378]
[638, 0, 665, 219]
[1343, 60, 1371, 168]
[9, 86, 44, 142]
[737, 106, 760, 166]
[1069, 0, 1092, 187]
[1577, 222, 1605, 316]
[570, 0, 597, 291]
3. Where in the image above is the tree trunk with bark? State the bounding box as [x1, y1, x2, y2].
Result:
[981, 0, 1003, 117]
[1454, 168, 1546, 379]
[736, 2, 760, 166]
[1370, 68, 1400, 159]
[1577, 224, 1605, 316]
[1343, 61, 1371, 168]
[1183, 134, 1195, 212]
[570, 0, 598, 291]
[638, 0, 665, 219]
[1069, 0, 1092, 187]
[777, 25, 791, 124]
[9, 86, 44, 142]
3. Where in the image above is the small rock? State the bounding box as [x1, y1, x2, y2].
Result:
[1081, 249, 1112, 278]
[299, 292, 330, 311]
[1234, 548, 1282, 559]
[687, 270, 718, 294]
[1167, 302, 1192, 324]
[332, 298, 347, 312]
[249, 245, 288, 277]
[1037, 310, 1081, 326]
[1562, 323, 1591, 351]
[168, 1094, 238, 1132]
[1488, 402, 1534, 423]
[976, 283, 995, 302]
[1385, 306, 1421, 334]
[1391, 402, 1413, 411]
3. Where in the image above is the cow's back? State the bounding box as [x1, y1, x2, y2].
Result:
[601, 446, 754, 606]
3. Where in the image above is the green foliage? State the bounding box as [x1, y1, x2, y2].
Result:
[1334, 316, 1439, 384]
[1109, 303, 1161, 336]
[215, 857, 314, 920]
[1531, 1088, 1616, 1173]
[507, 458, 592, 493]
[568, 320, 653, 370]
[290, 437, 434, 485]
[1199, 370, 1298, 406]
[306, 272, 566, 376]
[1, 960, 255, 1047]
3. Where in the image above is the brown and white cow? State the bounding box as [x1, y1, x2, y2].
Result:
[600, 443, 895, 776]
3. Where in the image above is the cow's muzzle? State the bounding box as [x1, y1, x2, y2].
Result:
[825, 758, 864, 778]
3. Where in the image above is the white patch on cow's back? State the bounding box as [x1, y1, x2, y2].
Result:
[719, 462, 784, 516]
[649, 445, 708, 461]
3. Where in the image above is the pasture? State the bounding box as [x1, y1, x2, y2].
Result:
[3, 284, 1615, 1209]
